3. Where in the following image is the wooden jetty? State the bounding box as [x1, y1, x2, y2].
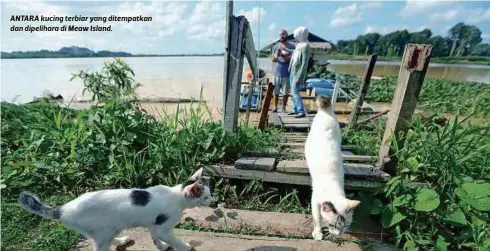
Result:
[209, 39, 432, 193]
[214, 0, 433, 192]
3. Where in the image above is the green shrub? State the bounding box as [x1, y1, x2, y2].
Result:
[376, 115, 490, 250]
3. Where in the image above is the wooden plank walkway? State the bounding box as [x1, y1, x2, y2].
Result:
[204, 164, 387, 191]
[77, 229, 376, 251]
[179, 207, 389, 241]
[268, 111, 381, 130]
[204, 131, 390, 191]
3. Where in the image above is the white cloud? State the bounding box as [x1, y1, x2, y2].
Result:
[428, 10, 458, 23]
[186, 1, 225, 41]
[330, 4, 361, 28]
[361, 1, 383, 9]
[415, 25, 428, 32]
[304, 16, 315, 26]
[188, 1, 222, 26]
[268, 23, 277, 31]
[482, 33, 490, 39]
[4, 0, 70, 16]
[397, 1, 455, 18]
[99, 1, 188, 36]
[466, 8, 490, 24]
[238, 7, 266, 24]
[364, 25, 409, 35]
[188, 20, 225, 40]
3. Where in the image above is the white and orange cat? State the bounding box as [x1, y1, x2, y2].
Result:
[305, 95, 361, 240]
[18, 168, 211, 251]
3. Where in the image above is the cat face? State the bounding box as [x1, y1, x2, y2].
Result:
[182, 168, 212, 208]
[320, 199, 360, 236]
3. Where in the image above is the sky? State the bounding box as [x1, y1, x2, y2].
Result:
[1, 0, 490, 54]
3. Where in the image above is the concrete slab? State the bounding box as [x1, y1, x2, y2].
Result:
[235, 157, 277, 171]
[180, 207, 385, 240]
[76, 228, 366, 251]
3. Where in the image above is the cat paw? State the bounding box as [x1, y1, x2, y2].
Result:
[114, 236, 135, 251]
[116, 236, 134, 246]
[312, 231, 323, 241]
[153, 239, 170, 251]
[186, 243, 196, 251]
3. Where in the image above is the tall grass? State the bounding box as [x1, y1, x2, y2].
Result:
[0, 59, 280, 251]
[372, 114, 490, 250]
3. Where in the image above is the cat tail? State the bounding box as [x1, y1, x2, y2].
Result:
[18, 192, 62, 219]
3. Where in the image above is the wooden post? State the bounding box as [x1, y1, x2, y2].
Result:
[245, 82, 254, 125]
[222, 0, 233, 131]
[347, 54, 377, 130]
[331, 76, 341, 111]
[258, 82, 273, 131]
[242, 22, 258, 83]
[222, 13, 247, 133]
[378, 44, 432, 175]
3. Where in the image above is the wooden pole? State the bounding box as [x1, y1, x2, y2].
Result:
[347, 54, 377, 130]
[258, 82, 274, 131]
[245, 82, 254, 125]
[331, 76, 341, 111]
[222, 0, 233, 131]
[223, 13, 247, 133]
[378, 44, 432, 175]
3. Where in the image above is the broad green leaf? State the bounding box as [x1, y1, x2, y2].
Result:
[483, 237, 490, 251]
[407, 157, 419, 172]
[436, 235, 448, 251]
[393, 194, 412, 207]
[414, 188, 440, 212]
[416, 240, 432, 245]
[456, 182, 490, 212]
[443, 208, 467, 226]
[370, 199, 383, 215]
[471, 216, 486, 227]
[381, 205, 406, 228]
[404, 240, 418, 251]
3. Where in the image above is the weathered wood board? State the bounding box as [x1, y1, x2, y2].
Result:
[235, 157, 277, 171]
[204, 165, 387, 191]
[275, 159, 390, 181]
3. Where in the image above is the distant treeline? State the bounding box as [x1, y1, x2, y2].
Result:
[1, 46, 224, 59]
[336, 22, 490, 58]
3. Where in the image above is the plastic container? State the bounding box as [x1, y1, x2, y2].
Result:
[313, 87, 334, 97]
[306, 78, 335, 90]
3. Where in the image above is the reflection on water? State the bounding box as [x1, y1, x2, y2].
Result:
[1, 56, 489, 106]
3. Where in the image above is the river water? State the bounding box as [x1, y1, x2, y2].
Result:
[1, 56, 489, 106]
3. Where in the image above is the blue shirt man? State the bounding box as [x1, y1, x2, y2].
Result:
[271, 29, 295, 113]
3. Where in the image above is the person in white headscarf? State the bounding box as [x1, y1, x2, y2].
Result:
[288, 26, 311, 118]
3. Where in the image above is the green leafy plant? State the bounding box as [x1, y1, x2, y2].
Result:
[377, 115, 490, 250]
[1, 59, 281, 250]
[70, 58, 141, 102]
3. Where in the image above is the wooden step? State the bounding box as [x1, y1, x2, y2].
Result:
[231, 157, 389, 181]
[204, 165, 387, 191]
[76, 228, 383, 251]
[179, 207, 388, 241]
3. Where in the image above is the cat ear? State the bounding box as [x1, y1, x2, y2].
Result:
[185, 181, 202, 198]
[190, 168, 203, 181]
[346, 199, 361, 210]
[321, 201, 336, 213]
